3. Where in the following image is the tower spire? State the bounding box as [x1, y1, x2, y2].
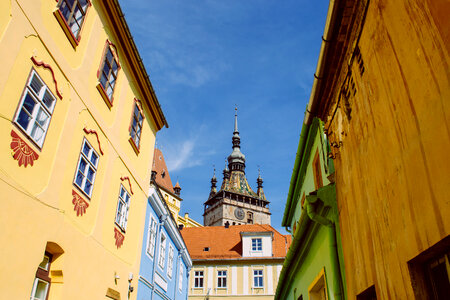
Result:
[228, 106, 246, 172]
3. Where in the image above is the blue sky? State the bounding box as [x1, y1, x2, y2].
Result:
[120, 0, 329, 233]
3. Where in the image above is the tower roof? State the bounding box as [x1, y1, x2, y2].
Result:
[152, 148, 174, 193]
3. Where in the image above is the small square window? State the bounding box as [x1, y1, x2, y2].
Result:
[115, 185, 131, 232]
[14, 70, 56, 148]
[73, 138, 99, 198]
[252, 238, 262, 251]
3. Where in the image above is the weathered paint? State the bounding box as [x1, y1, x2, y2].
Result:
[310, 0, 449, 298]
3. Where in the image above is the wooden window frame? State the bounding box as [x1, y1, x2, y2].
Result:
[217, 270, 227, 288]
[54, 0, 91, 48]
[194, 270, 204, 288]
[96, 41, 120, 108]
[128, 99, 144, 154]
[313, 149, 323, 190]
[30, 252, 53, 300]
[253, 269, 264, 288]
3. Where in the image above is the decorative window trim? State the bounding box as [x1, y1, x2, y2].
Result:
[114, 227, 125, 249]
[308, 268, 328, 300]
[146, 216, 158, 258]
[73, 138, 99, 199]
[10, 130, 39, 167]
[30, 252, 53, 300]
[115, 184, 131, 232]
[13, 69, 57, 149]
[120, 176, 134, 195]
[54, 0, 91, 48]
[71, 189, 89, 216]
[96, 40, 120, 108]
[83, 127, 104, 155]
[31, 57, 63, 100]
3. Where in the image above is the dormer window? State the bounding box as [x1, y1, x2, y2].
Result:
[203, 247, 209, 252]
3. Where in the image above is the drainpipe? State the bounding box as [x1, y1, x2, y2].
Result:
[305, 193, 343, 300]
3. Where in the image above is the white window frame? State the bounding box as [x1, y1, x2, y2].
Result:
[194, 270, 204, 288]
[73, 138, 99, 198]
[179, 262, 183, 291]
[253, 269, 264, 288]
[217, 270, 227, 288]
[252, 238, 262, 251]
[158, 231, 167, 270]
[115, 184, 130, 231]
[167, 244, 174, 278]
[15, 69, 56, 148]
[146, 216, 157, 258]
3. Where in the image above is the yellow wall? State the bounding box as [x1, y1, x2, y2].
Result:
[0, 0, 163, 299]
[320, 0, 450, 298]
[188, 261, 283, 299]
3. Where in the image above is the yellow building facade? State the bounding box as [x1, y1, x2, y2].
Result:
[0, 0, 166, 299]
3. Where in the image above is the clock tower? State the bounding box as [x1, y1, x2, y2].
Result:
[203, 109, 271, 226]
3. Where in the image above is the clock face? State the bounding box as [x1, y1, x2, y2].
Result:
[234, 208, 245, 220]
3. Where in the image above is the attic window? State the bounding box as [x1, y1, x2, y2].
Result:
[161, 170, 166, 178]
[203, 247, 209, 252]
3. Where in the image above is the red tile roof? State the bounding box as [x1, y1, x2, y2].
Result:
[152, 148, 174, 193]
[181, 224, 291, 260]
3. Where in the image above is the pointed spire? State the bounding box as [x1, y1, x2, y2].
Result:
[223, 158, 230, 180]
[174, 180, 181, 196]
[228, 106, 246, 172]
[210, 166, 217, 197]
[257, 167, 266, 200]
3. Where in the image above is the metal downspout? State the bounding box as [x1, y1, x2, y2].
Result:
[305, 194, 343, 300]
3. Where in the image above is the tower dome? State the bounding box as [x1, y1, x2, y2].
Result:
[227, 107, 246, 173]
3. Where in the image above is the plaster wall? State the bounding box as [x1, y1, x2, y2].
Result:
[324, 0, 450, 298]
[0, 0, 161, 299]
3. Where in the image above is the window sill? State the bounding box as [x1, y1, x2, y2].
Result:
[73, 183, 92, 200]
[96, 82, 113, 109]
[53, 9, 80, 48]
[128, 137, 140, 155]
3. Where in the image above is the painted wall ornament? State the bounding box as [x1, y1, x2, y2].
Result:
[114, 228, 125, 249]
[83, 127, 104, 155]
[72, 189, 89, 216]
[31, 56, 63, 99]
[120, 176, 134, 195]
[10, 130, 39, 167]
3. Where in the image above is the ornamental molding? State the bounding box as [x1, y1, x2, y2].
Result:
[10, 130, 39, 167]
[83, 127, 104, 155]
[114, 227, 125, 249]
[31, 56, 63, 99]
[72, 189, 89, 216]
[120, 176, 134, 195]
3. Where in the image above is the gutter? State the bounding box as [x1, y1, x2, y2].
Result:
[304, 0, 339, 125]
[110, 0, 168, 129]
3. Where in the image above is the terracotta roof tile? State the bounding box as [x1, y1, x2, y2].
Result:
[152, 148, 174, 193]
[181, 224, 291, 260]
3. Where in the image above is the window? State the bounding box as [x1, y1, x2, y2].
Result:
[252, 238, 262, 251]
[129, 101, 144, 150]
[179, 263, 183, 291]
[73, 138, 99, 198]
[408, 236, 450, 300]
[158, 232, 167, 269]
[309, 270, 327, 300]
[194, 271, 204, 288]
[253, 269, 263, 288]
[15, 70, 56, 148]
[98, 44, 119, 104]
[167, 245, 174, 278]
[217, 270, 227, 288]
[247, 212, 253, 224]
[313, 150, 323, 189]
[57, 0, 89, 40]
[115, 185, 130, 231]
[357, 285, 377, 300]
[30, 253, 52, 300]
[146, 217, 157, 258]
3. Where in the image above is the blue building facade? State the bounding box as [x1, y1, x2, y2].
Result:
[137, 179, 192, 300]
